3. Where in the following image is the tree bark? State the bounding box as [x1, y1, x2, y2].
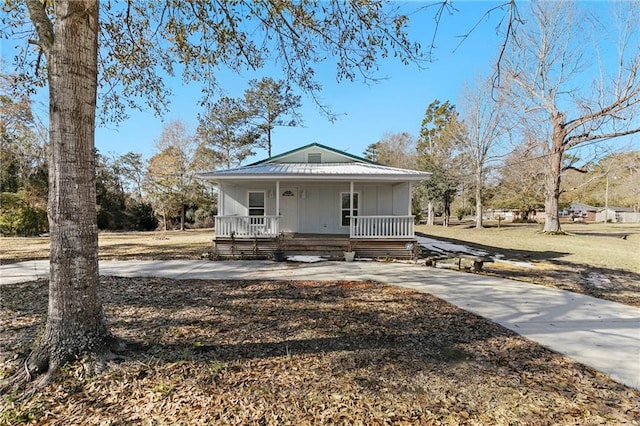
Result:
[180, 202, 185, 231]
[443, 198, 450, 227]
[475, 166, 483, 229]
[426, 200, 434, 225]
[27, 0, 114, 376]
[543, 118, 566, 233]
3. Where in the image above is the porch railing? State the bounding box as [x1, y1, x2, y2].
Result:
[215, 215, 280, 238]
[350, 215, 415, 239]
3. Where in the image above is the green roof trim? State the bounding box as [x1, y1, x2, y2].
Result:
[249, 142, 377, 165]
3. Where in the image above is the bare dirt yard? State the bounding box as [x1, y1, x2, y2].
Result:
[2, 277, 639, 425]
[0, 229, 214, 266]
[2, 223, 639, 424]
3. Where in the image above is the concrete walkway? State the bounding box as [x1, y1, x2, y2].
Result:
[2, 259, 639, 390]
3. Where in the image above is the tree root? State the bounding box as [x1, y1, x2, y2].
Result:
[0, 337, 134, 404]
[539, 230, 572, 236]
[0, 359, 59, 406]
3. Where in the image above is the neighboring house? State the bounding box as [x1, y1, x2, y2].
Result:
[199, 143, 431, 259]
[596, 207, 640, 223]
[563, 203, 598, 222]
[484, 209, 517, 221]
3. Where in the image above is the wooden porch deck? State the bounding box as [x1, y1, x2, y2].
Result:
[213, 233, 417, 260]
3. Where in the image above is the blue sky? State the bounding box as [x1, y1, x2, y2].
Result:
[92, 1, 513, 163]
[4, 1, 636, 164]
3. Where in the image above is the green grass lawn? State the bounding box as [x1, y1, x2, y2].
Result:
[416, 221, 640, 273]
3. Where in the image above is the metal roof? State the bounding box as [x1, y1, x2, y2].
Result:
[199, 162, 431, 182]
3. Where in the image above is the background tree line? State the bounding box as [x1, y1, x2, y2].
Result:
[4, 80, 638, 237]
[367, 127, 638, 228]
[367, 2, 640, 229]
[0, 75, 48, 236]
[0, 76, 300, 236]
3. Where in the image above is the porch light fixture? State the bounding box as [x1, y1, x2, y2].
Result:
[268, 190, 274, 198]
[300, 189, 307, 199]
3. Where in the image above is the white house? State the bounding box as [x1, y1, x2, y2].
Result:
[199, 143, 431, 259]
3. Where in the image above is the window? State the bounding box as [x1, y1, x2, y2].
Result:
[340, 192, 359, 227]
[308, 153, 321, 163]
[248, 191, 265, 216]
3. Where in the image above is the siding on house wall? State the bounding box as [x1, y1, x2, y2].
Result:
[220, 181, 412, 234]
[299, 185, 336, 233]
[221, 185, 244, 216]
[392, 183, 409, 215]
[362, 186, 378, 215]
[375, 186, 393, 215]
[221, 184, 278, 216]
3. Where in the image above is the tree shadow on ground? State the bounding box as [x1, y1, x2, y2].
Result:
[415, 232, 640, 307]
[3, 277, 638, 425]
[0, 276, 628, 371]
[416, 231, 569, 262]
[0, 277, 562, 371]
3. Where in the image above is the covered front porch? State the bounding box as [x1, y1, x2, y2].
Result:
[213, 214, 415, 239]
[213, 214, 417, 259]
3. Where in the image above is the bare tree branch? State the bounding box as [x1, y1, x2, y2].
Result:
[24, 0, 54, 54]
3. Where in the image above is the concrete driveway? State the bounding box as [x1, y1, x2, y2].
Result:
[2, 259, 639, 390]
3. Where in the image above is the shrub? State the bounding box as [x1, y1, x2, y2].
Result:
[0, 191, 48, 236]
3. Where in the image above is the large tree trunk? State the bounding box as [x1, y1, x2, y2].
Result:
[426, 200, 434, 225]
[181, 203, 186, 231]
[475, 166, 483, 229]
[543, 121, 566, 233]
[443, 198, 450, 227]
[27, 0, 114, 377]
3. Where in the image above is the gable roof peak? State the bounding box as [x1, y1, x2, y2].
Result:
[250, 142, 376, 165]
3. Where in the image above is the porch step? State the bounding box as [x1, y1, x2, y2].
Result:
[286, 237, 349, 254]
[350, 239, 416, 259]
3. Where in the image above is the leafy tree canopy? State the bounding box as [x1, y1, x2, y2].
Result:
[244, 77, 302, 157]
[196, 96, 259, 169]
[416, 100, 465, 225]
[4, 1, 423, 124]
[364, 132, 417, 168]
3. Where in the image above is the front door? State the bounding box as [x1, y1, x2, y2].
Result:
[279, 187, 298, 233]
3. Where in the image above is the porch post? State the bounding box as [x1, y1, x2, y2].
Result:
[407, 181, 415, 238]
[219, 183, 225, 215]
[216, 183, 224, 238]
[275, 180, 280, 234]
[349, 180, 354, 237]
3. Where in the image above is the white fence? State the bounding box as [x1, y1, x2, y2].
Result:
[595, 211, 640, 223]
[214, 216, 280, 237]
[350, 215, 415, 239]
[620, 212, 640, 223]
